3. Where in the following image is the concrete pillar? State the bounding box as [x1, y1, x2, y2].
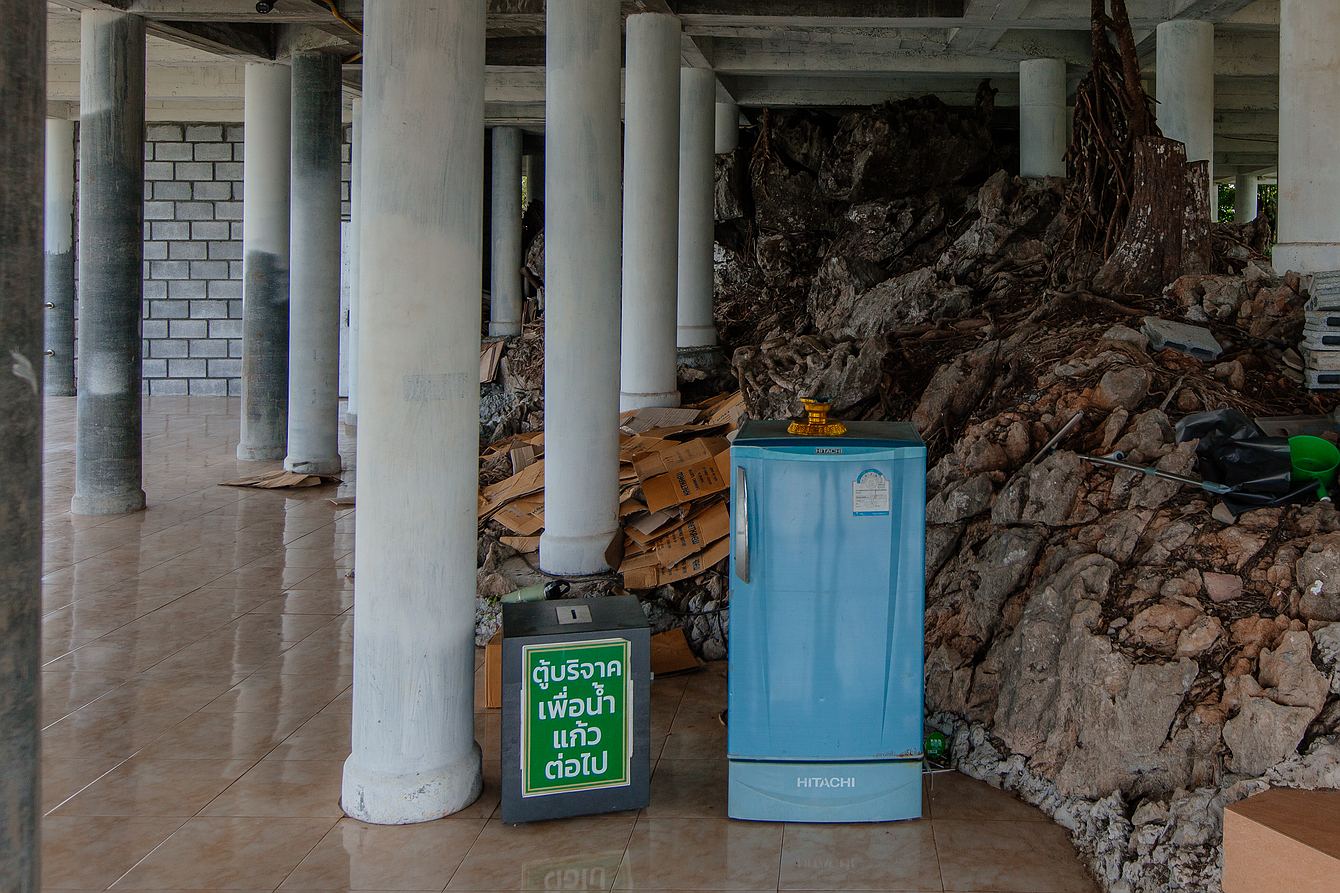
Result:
[1156, 20, 1215, 217]
[1274, 0, 1340, 273]
[347, 98, 363, 426]
[1, 4, 45, 887]
[620, 14, 681, 411]
[72, 10, 146, 516]
[715, 99, 739, 154]
[489, 127, 523, 337]
[284, 51, 343, 475]
[1235, 174, 1259, 222]
[1019, 59, 1067, 178]
[44, 118, 77, 396]
[238, 63, 291, 460]
[523, 152, 544, 208]
[539, 0, 623, 575]
[677, 67, 717, 349]
[341, 0, 485, 825]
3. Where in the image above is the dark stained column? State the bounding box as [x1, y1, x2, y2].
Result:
[284, 51, 343, 475]
[0, 0, 46, 888]
[237, 63, 292, 460]
[73, 10, 146, 515]
[44, 118, 77, 396]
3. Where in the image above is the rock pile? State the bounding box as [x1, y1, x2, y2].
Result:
[713, 101, 1338, 892]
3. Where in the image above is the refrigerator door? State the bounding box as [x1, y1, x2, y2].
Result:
[727, 443, 925, 762]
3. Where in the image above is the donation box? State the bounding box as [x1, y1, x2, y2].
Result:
[500, 595, 651, 823]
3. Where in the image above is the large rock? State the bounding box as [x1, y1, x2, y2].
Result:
[1223, 696, 1318, 776]
[818, 267, 975, 339]
[734, 334, 888, 420]
[817, 96, 997, 202]
[1259, 630, 1329, 712]
[912, 341, 1000, 436]
[986, 553, 1203, 798]
[1297, 533, 1340, 621]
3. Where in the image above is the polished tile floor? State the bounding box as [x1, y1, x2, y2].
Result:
[38, 396, 1097, 893]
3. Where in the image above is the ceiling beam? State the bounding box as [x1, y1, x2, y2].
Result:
[150, 20, 274, 58]
[721, 71, 1018, 106]
[674, 0, 965, 14]
[948, 0, 1030, 52]
[50, 0, 276, 57]
[1168, 0, 1261, 19]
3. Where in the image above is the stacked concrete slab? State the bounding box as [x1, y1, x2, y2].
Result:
[1301, 271, 1340, 389]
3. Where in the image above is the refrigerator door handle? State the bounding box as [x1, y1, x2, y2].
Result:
[735, 465, 750, 583]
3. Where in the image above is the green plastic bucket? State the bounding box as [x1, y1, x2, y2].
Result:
[1290, 435, 1340, 500]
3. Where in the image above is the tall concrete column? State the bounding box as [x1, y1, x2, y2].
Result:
[523, 152, 544, 208]
[620, 13, 681, 411]
[72, 10, 145, 516]
[284, 51, 343, 475]
[1235, 174, 1259, 222]
[1275, 0, 1340, 273]
[1156, 20, 1215, 217]
[342, 0, 485, 824]
[677, 67, 717, 349]
[45, 118, 76, 397]
[715, 98, 739, 154]
[347, 98, 362, 425]
[238, 63, 291, 460]
[539, 0, 623, 575]
[1019, 59, 1067, 178]
[489, 127, 523, 337]
[1, 4, 45, 888]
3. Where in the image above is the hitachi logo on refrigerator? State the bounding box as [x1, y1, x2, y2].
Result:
[796, 776, 856, 788]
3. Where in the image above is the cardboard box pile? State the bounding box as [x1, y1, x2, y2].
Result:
[479, 392, 744, 589]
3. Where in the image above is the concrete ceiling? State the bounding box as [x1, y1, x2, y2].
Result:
[45, 0, 1281, 175]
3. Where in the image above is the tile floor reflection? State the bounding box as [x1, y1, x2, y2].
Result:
[38, 396, 1097, 892]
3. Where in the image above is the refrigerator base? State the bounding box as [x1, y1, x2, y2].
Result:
[727, 758, 923, 823]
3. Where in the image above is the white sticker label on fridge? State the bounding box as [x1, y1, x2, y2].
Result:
[852, 469, 891, 515]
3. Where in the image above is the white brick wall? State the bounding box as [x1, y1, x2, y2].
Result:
[72, 121, 353, 396]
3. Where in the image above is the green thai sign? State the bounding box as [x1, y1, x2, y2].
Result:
[521, 638, 632, 797]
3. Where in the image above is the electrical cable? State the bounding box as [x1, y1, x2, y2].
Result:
[314, 0, 361, 37]
[312, 0, 362, 64]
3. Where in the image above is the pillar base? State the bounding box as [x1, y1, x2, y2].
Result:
[71, 488, 146, 516]
[342, 741, 483, 825]
[619, 388, 681, 412]
[488, 322, 521, 337]
[539, 528, 618, 576]
[676, 326, 718, 349]
[1271, 243, 1340, 277]
[285, 455, 343, 475]
[237, 444, 286, 461]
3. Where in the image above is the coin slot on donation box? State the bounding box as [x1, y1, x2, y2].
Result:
[557, 605, 592, 625]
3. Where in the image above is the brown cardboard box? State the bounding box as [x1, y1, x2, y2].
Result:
[652, 499, 729, 567]
[1223, 787, 1340, 893]
[641, 449, 731, 513]
[650, 628, 704, 676]
[484, 631, 503, 709]
[620, 536, 730, 590]
[632, 437, 729, 483]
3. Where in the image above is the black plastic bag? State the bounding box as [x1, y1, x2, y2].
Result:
[1175, 408, 1309, 515]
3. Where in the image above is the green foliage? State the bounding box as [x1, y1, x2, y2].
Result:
[1217, 180, 1278, 230]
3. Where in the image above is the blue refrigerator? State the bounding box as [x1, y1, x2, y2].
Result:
[727, 419, 926, 823]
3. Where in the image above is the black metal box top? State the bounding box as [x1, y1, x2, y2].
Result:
[502, 595, 649, 640]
